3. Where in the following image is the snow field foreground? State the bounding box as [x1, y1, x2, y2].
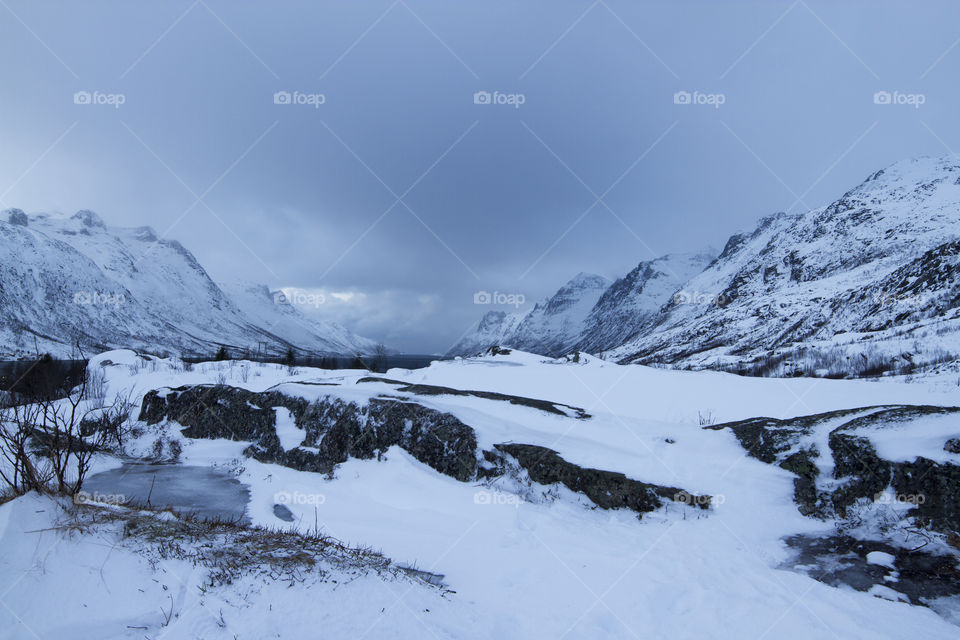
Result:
[3, 349, 960, 638]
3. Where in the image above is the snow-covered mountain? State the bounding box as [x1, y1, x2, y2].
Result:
[450, 156, 960, 376]
[447, 273, 609, 357]
[609, 156, 960, 375]
[574, 251, 715, 355]
[447, 309, 526, 358]
[0, 208, 378, 359]
[448, 255, 717, 359]
[508, 272, 610, 355]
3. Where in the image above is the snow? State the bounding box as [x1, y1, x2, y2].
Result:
[607, 155, 960, 371]
[847, 412, 960, 464]
[867, 551, 897, 568]
[273, 407, 303, 451]
[0, 494, 459, 640]
[869, 584, 911, 603]
[448, 273, 610, 357]
[3, 349, 960, 638]
[0, 210, 376, 358]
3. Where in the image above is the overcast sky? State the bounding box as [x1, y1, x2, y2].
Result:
[1, 0, 958, 353]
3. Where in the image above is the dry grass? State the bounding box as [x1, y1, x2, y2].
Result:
[51, 500, 419, 590]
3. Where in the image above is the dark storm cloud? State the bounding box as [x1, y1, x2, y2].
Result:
[1, 0, 958, 352]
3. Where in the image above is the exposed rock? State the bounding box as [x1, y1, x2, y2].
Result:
[945, 438, 960, 454]
[140, 384, 706, 515]
[71, 209, 106, 229]
[139, 385, 479, 481]
[829, 431, 892, 516]
[5, 208, 28, 226]
[892, 457, 960, 534]
[782, 534, 960, 608]
[709, 405, 960, 532]
[273, 503, 295, 522]
[492, 443, 709, 513]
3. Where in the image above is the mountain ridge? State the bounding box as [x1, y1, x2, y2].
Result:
[0, 208, 378, 359]
[450, 155, 960, 377]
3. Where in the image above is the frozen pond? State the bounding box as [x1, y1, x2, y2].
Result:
[83, 463, 251, 523]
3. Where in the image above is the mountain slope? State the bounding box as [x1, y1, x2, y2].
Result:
[447, 273, 609, 357]
[507, 272, 610, 355]
[0, 209, 378, 359]
[447, 310, 526, 358]
[609, 156, 960, 375]
[574, 251, 715, 355]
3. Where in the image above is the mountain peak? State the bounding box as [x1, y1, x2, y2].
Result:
[567, 272, 608, 286]
[4, 208, 28, 227]
[554, 273, 610, 299]
[71, 209, 106, 229]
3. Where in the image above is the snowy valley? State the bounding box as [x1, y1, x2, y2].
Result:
[3, 2, 960, 635]
[4, 349, 960, 638]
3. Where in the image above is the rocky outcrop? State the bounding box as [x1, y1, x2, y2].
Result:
[140, 385, 479, 481]
[709, 405, 960, 533]
[5, 208, 27, 227]
[492, 443, 709, 512]
[782, 534, 960, 609]
[140, 384, 707, 516]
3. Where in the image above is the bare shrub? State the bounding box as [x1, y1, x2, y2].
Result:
[0, 372, 111, 496]
[82, 366, 106, 405]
